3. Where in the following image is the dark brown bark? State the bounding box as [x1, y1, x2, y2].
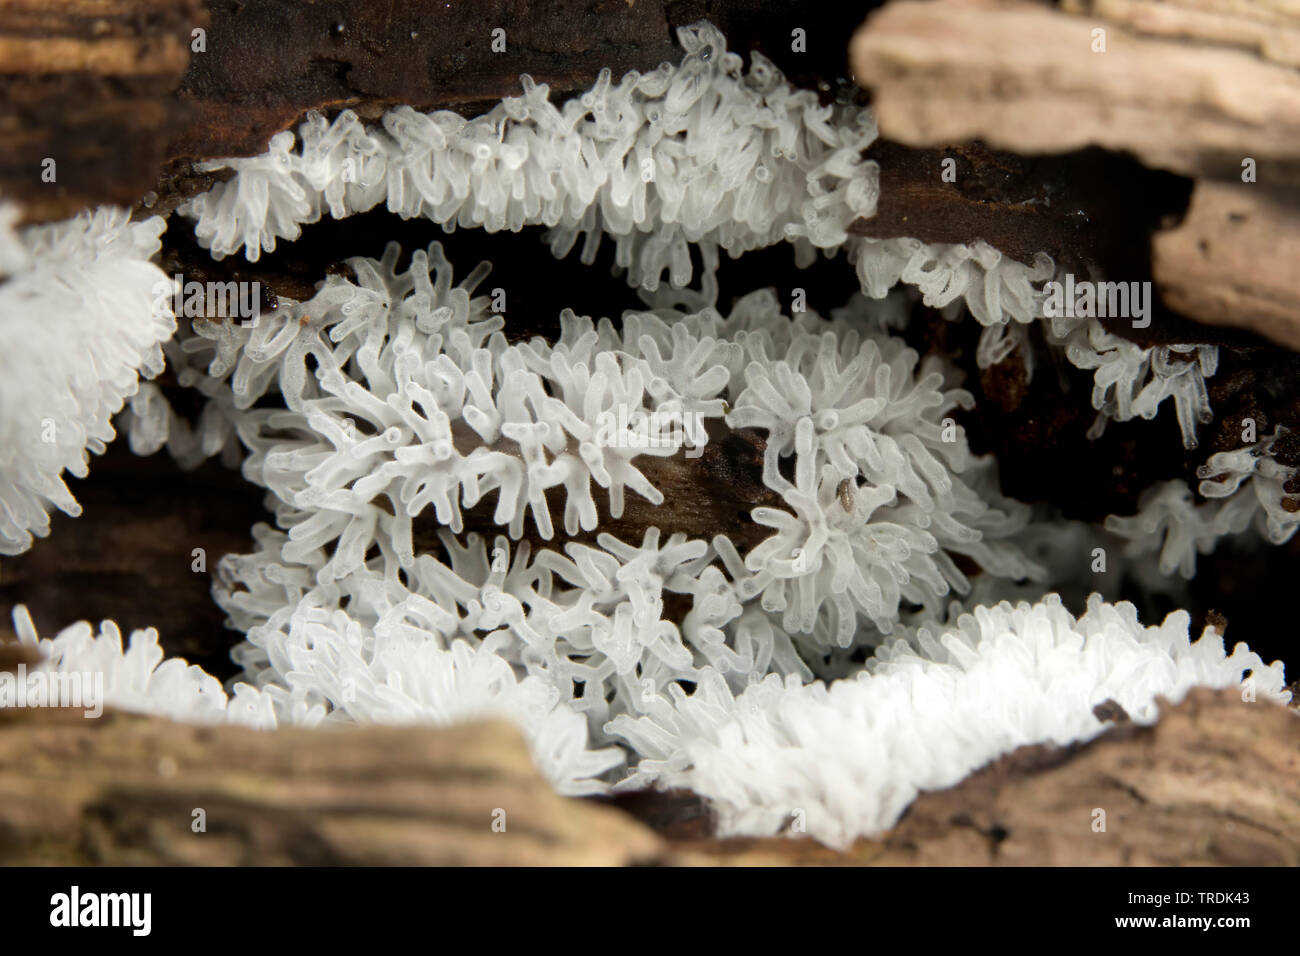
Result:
[0, 0, 206, 224]
[0, 446, 267, 681]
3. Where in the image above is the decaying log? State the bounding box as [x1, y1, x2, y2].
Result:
[1154, 181, 1300, 352]
[3, 0, 1299, 870]
[870, 688, 1300, 865]
[848, 139, 1190, 278]
[0, 708, 667, 865]
[0, 687, 1293, 864]
[168, 0, 701, 164]
[850, 0, 1300, 184]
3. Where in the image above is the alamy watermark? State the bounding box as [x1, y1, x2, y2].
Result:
[1043, 274, 1152, 329]
[0, 664, 103, 718]
[592, 406, 708, 459]
[152, 275, 262, 326]
[50, 886, 151, 936]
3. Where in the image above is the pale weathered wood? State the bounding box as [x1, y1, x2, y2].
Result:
[850, 0, 1300, 183]
[1062, 0, 1300, 69]
[1154, 181, 1300, 352]
[0, 708, 666, 865]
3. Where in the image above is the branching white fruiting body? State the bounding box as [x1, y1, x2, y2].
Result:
[177, 18, 1218, 450]
[0, 20, 1279, 845]
[0, 206, 175, 555]
[180, 23, 878, 292]
[1106, 427, 1300, 578]
[133, 238, 1034, 782]
[609, 593, 1288, 848]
